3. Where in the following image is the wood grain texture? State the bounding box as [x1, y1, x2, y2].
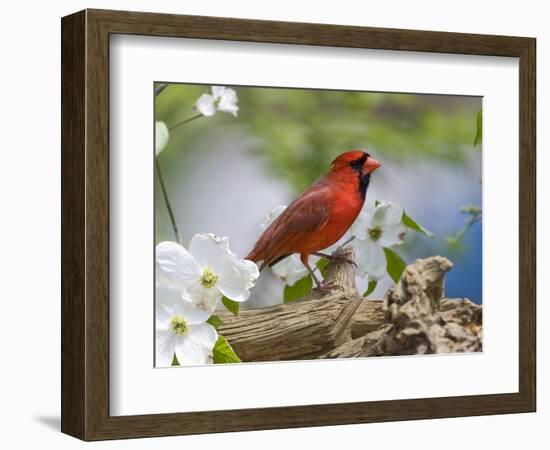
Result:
[217, 247, 364, 361]
[216, 254, 482, 362]
[217, 297, 363, 361]
[518, 38, 537, 410]
[61, 10, 86, 438]
[89, 8, 532, 56]
[85, 9, 111, 439]
[61, 8, 537, 440]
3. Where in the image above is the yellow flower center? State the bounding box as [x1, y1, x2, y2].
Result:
[169, 315, 188, 336]
[368, 226, 383, 241]
[199, 267, 218, 289]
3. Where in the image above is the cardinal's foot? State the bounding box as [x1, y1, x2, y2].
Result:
[312, 281, 344, 295]
[330, 256, 357, 269]
[313, 253, 357, 269]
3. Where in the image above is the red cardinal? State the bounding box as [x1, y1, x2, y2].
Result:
[246, 150, 381, 287]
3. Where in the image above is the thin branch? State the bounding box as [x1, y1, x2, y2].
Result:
[155, 83, 169, 96]
[339, 235, 356, 247]
[446, 213, 482, 245]
[154, 87, 203, 242]
[155, 157, 180, 243]
[169, 114, 203, 131]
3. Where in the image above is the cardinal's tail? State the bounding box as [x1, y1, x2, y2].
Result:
[245, 249, 260, 263]
[246, 248, 292, 273]
[246, 246, 275, 271]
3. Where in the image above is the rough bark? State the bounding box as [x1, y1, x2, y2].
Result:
[217, 246, 482, 362]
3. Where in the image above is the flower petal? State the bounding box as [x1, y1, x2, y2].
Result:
[195, 93, 216, 116]
[174, 323, 218, 365]
[272, 254, 309, 286]
[351, 211, 372, 241]
[189, 323, 218, 350]
[183, 281, 221, 314]
[155, 286, 181, 328]
[156, 241, 201, 289]
[155, 328, 176, 367]
[189, 233, 232, 270]
[178, 296, 212, 325]
[217, 87, 239, 116]
[379, 224, 407, 247]
[217, 258, 259, 302]
[155, 121, 169, 156]
[211, 86, 226, 98]
[354, 239, 386, 280]
[372, 202, 404, 228]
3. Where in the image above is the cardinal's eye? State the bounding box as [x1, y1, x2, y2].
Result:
[350, 159, 363, 168]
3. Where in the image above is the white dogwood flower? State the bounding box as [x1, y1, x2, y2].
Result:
[195, 86, 239, 117]
[155, 286, 217, 367]
[156, 234, 259, 313]
[352, 201, 406, 280]
[155, 121, 169, 155]
[271, 254, 310, 287]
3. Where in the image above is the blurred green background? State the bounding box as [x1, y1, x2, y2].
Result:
[155, 83, 482, 306]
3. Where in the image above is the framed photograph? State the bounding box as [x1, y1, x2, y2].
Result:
[61, 9, 536, 441]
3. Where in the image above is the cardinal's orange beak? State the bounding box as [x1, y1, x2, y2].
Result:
[364, 157, 381, 173]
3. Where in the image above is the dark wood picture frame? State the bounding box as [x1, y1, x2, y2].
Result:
[61, 9, 536, 441]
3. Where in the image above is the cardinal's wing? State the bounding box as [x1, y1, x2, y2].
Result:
[261, 185, 332, 265]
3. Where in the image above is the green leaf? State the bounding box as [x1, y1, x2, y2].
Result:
[222, 296, 240, 315]
[171, 353, 179, 366]
[283, 275, 313, 303]
[316, 257, 330, 277]
[362, 280, 377, 297]
[213, 335, 242, 364]
[402, 210, 434, 238]
[207, 315, 223, 329]
[383, 247, 407, 284]
[474, 109, 482, 146]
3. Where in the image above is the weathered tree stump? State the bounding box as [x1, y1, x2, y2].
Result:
[217, 246, 482, 362]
